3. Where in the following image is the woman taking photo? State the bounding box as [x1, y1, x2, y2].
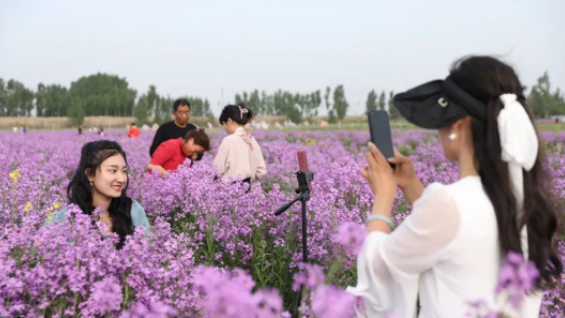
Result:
[348, 56, 562, 317]
[47, 140, 150, 248]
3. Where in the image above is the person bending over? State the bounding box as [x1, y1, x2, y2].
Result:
[149, 98, 202, 161]
[148, 129, 210, 176]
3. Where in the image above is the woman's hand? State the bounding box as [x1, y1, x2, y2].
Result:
[361, 143, 397, 200]
[362, 142, 396, 233]
[387, 149, 424, 205]
[148, 164, 169, 177]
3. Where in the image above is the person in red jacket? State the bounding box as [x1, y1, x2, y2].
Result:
[128, 123, 141, 137]
[147, 130, 210, 176]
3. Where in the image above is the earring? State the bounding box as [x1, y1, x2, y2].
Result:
[449, 133, 457, 140]
[89, 181, 93, 186]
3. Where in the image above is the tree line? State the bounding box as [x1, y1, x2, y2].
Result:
[0, 72, 563, 126]
[234, 72, 564, 124]
[0, 74, 213, 126]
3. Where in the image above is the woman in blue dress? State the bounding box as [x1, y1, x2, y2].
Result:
[47, 140, 150, 248]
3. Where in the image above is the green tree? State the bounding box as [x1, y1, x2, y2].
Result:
[146, 85, 161, 122]
[273, 90, 301, 124]
[36, 83, 71, 117]
[69, 73, 136, 117]
[366, 89, 377, 112]
[184, 96, 214, 118]
[67, 97, 85, 126]
[324, 87, 331, 110]
[328, 110, 337, 124]
[134, 96, 150, 125]
[0, 79, 6, 116]
[3, 80, 34, 116]
[247, 90, 261, 114]
[378, 91, 386, 111]
[332, 85, 348, 122]
[296, 90, 321, 120]
[388, 91, 401, 120]
[528, 72, 565, 118]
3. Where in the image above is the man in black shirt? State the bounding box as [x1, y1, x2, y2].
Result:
[149, 99, 203, 161]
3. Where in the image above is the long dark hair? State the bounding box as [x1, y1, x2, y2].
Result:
[219, 102, 255, 126]
[449, 56, 562, 288]
[67, 140, 133, 247]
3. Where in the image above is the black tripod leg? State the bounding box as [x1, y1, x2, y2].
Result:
[292, 285, 304, 318]
[301, 198, 308, 263]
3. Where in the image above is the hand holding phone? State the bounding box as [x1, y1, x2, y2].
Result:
[367, 110, 395, 167]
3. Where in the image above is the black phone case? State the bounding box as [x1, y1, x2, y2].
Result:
[368, 110, 395, 166]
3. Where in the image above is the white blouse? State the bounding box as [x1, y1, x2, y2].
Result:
[347, 176, 542, 318]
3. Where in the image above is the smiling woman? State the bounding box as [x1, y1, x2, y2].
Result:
[45, 140, 150, 248]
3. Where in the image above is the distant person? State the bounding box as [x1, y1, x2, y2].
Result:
[97, 125, 104, 137]
[149, 99, 201, 156]
[45, 140, 150, 248]
[148, 130, 210, 176]
[128, 122, 140, 137]
[12, 126, 18, 133]
[78, 125, 83, 135]
[22, 126, 27, 133]
[213, 103, 267, 184]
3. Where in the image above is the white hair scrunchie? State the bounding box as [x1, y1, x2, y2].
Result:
[238, 105, 249, 118]
[497, 93, 539, 208]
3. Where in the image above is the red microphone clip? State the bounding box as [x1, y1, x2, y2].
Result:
[297, 151, 309, 173]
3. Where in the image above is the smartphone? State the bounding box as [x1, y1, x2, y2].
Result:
[367, 110, 395, 167]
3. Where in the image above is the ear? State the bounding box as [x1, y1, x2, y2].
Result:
[451, 118, 467, 132]
[84, 168, 93, 182]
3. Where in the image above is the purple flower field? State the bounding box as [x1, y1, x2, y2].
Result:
[1, 129, 564, 317]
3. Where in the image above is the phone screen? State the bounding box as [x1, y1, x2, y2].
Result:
[367, 110, 395, 165]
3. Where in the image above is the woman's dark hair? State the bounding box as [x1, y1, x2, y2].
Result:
[449, 56, 562, 288]
[67, 140, 133, 248]
[184, 129, 210, 151]
[219, 102, 254, 125]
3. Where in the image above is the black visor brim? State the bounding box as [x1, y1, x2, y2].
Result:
[392, 80, 469, 129]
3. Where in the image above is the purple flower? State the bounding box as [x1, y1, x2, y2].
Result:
[496, 251, 540, 309]
[310, 285, 357, 318]
[83, 277, 123, 315]
[0, 129, 563, 317]
[120, 300, 177, 318]
[192, 265, 284, 318]
[334, 221, 366, 256]
[293, 263, 326, 290]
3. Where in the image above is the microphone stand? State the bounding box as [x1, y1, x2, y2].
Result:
[274, 170, 314, 318]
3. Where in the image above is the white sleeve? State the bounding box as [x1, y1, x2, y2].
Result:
[213, 138, 230, 175]
[347, 183, 460, 318]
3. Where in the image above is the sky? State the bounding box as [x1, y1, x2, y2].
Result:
[1, 0, 564, 116]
